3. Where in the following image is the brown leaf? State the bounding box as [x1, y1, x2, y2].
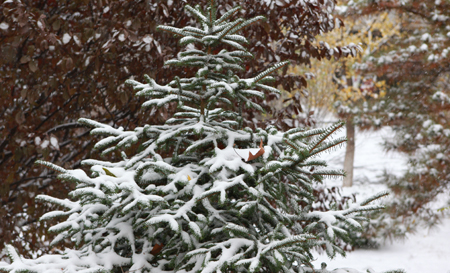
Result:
[247, 139, 265, 161]
[18, 13, 27, 27]
[20, 55, 30, 64]
[15, 112, 25, 125]
[63, 57, 74, 71]
[52, 19, 61, 31]
[40, 39, 49, 51]
[150, 243, 164, 255]
[29, 60, 38, 72]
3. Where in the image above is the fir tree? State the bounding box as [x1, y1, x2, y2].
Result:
[338, 0, 450, 243]
[1, 2, 387, 272]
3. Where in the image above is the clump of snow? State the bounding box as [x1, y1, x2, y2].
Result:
[62, 33, 71, 44]
[0, 22, 9, 30]
[421, 33, 431, 41]
[420, 44, 428, 51]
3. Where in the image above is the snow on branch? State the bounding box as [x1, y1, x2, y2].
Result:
[230, 15, 266, 35]
[35, 160, 67, 174]
[252, 61, 290, 85]
[184, 5, 208, 24]
[214, 6, 241, 25]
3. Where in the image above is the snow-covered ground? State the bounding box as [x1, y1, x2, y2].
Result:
[313, 216, 450, 273]
[323, 126, 408, 182]
[315, 126, 450, 273]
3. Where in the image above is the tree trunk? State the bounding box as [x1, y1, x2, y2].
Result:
[343, 117, 355, 187]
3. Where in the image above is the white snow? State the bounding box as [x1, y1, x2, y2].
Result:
[143, 35, 153, 44]
[40, 140, 49, 149]
[320, 126, 408, 182]
[73, 35, 81, 46]
[34, 137, 41, 146]
[420, 44, 428, 51]
[315, 126, 450, 273]
[62, 33, 71, 44]
[50, 136, 59, 150]
[0, 22, 9, 30]
[421, 33, 431, 41]
[313, 216, 450, 273]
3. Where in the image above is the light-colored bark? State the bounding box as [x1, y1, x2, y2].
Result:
[343, 118, 355, 187]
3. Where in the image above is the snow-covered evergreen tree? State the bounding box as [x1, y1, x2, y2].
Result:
[1, 2, 388, 272]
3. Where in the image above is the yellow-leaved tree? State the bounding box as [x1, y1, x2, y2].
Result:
[286, 10, 399, 186]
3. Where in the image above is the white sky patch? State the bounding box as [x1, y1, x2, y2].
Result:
[118, 33, 126, 42]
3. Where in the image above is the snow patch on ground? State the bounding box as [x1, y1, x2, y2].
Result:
[313, 216, 450, 273]
[315, 126, 450, 273]
[321, 126, 408, 183]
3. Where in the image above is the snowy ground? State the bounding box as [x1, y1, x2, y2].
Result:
[315, 126, 450, 273]
[322, 126, 408, 182]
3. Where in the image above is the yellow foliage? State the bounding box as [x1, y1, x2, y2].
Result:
[285, 11, 400, 118]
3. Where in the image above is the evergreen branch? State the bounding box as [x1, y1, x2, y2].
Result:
[221, 39, 247, 51]
[360, 191, 389, 206]
[81, 159, 117, 167]
[182, 26, 207, 36]
[288, 127, 324, 140]
[309, 137, 347, 157]
[218, 19, 245, 41]
[157, 25, 189, 37]
[185, 5, 208, 23]
[223, 223, 251, 236]
[179, 49, 206, 57]
[180, 36, 201, 46]
[308, 121, 345, 153]
[230, 15, 266, 35]
[254, 61, 290, 84]
[284, 139, 298, 151]
[36, 195, 77, 210]
[302, 159, 327, 167]
[312, 169, 345, 178]
[209, 0, 215, 25]
[261, 235, 316, 255]
[255, 83, 281, 95]
[78, 117, 107, 129]
[222, 34, 249, 45]
[35, 160, 67, 174]
[215, 6, 241, 25]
